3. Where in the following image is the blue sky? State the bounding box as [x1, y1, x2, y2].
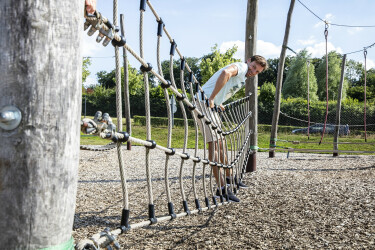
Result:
[82, 0, 375, 86]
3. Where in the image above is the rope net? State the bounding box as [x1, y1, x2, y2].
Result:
[78, 1, 254, 248]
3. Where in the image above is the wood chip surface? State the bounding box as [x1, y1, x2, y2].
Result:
[73, 146, 375, 249]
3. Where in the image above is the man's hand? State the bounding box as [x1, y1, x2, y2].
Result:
[209, 98, 225, 112]
[85, 0, 96, 14]
[208, 98, 215, 109]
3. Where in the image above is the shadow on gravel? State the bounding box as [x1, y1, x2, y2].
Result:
[123, 209, 217, 249]
[264, 165, 375, 172]
[78, 175, 210, 184]
[286, 156, 361, 161]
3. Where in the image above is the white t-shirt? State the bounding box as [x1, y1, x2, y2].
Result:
[201, 62, 248, 105]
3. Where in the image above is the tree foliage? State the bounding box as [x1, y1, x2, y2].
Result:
[258, 56, 292, 87]
[282, 49, 318, 101]
[160, 57, 201, 90]
[82, 57, 91, 83]
[315, 51, 348, 101]
[200, 44, 241, 84]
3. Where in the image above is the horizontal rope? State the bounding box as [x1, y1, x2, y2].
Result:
[267, 147, 375, 154]
[99, 128, 252, 169]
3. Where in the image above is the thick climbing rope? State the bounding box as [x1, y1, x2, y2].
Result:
[112, 0, 130, 226]
[139, 0, 157, 223]
[319, 22, 329, 145]
[156, 21, 176, 217]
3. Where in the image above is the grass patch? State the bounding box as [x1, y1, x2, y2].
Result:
[80, 116, 375, 154]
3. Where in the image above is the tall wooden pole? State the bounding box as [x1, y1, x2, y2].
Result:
[333, 54, 347, 157]
[245, 0, 258, 172]
[0, 1, 82, 248]
[269, 0, 295, 158]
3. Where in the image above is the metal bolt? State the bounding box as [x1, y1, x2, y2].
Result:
[0, 106, 22, 130]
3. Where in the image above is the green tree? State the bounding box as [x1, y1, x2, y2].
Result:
[347, 68, 375, 101]
[258, 56, 292, 87]
[96, 62, 144, 94]
[315, 51, 348, 101]
[345, 59, 363, 87]
[200, 44, 241, 83]
[282, 49, 318, 101]
[82, 57, 91, 83]
[160, 57, 201, 91]
[97, 70, 116, 88]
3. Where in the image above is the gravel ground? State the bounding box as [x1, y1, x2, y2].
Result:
[73, 146, 375, 249]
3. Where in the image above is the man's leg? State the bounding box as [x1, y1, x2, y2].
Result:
[209, 140, 240, 202]
[208, 141, 224, 188]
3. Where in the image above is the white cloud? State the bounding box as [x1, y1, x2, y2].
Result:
[297, 36, 316, 46]
[219, 40, 245, 60]
[219, 39, 347, 61]
[347, 27, 363, 35]
[83, 77, 98, 88]
[257, 40, 282, 58]
[314, 13, 334, 28]
[81, 31, 104, 57]
[361, 58, 375, 70]
[304, 42, 343, 58]
[219, 40, 282, 60]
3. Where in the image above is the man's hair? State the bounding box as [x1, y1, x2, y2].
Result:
[250, 55, 268, 71]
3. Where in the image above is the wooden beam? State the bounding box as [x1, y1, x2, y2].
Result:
[269, 0, 295, 158]
[245, 0, 258, 172]
[0, 1, 82, 248]
[333, 54, 347, 156]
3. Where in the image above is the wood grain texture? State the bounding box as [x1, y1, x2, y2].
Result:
[245, 0, 258, 172]
[0, 0, 82, 248]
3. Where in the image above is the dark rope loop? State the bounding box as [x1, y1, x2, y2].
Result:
[324, 22, 329, 38]
[165, 148, 175, 156]
[140, 62, 153, 73]
[145, 140, 157, 149]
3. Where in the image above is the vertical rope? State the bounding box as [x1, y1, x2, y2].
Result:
[157, 37, 174, 205]
[188, 81, 200, 203]
[178, 67, 189, 205]
[319, 22, 329, 145]
[139, 7, 155, 216]
[363, 49, 368, 142]
[112, 0, 129, 215]
[195, 94, 210, 203]
[307, 60, 311, 140]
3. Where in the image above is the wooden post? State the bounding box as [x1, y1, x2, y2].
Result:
[333, 54, 347, 156]
[245, 0, 258, 172]
[121, 14, 132, 150]
[269, 0, 295, 158]
[0, 1, 82, 248]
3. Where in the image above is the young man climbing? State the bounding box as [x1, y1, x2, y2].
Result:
[198, 55, 268, 202]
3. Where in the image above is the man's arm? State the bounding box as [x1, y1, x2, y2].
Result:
[85, 0, 96, 14]
[208, 64, 238, 110]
